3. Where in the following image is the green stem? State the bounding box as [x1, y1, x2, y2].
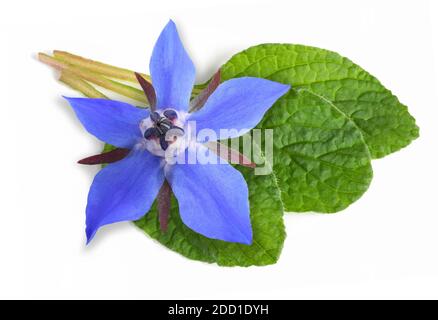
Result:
[38, 52, 66, 70]
[39, 53, 147, 104]
[53, 50, 151, 83]
[39, 51, 205, 103]
[69, 68, 147, 103]
[60, 70, 107, 99]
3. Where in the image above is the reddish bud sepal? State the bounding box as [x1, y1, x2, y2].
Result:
[189, 70, 221, 112]
[77, 148, 130, 165]
[157, 181, 172, 232]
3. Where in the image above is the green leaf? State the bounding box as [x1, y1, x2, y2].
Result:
[136, 166, 285, 267]
[258, 89, 373, 212]
[220, 44, 419, 159]
[104, 144, 286, 267]
[219, 43, 418, 213]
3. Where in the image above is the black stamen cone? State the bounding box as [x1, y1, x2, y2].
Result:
[163, 109, 178, 120]
[144, 127, 158, 140]
[159, 136, 169, 150]
[150, 112, 161, 123]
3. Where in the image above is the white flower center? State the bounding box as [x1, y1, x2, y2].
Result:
[139, 109, 192, 162]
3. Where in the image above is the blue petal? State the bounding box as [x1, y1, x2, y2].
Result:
[86, 149, 164, 243]
[65, 97, 148, 148]
[166, 144, 252, 245]
[189, 77, 290, 141]
[150, 20, 195, 111]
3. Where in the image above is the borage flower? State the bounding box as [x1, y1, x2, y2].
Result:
[65, 20, 290, 245]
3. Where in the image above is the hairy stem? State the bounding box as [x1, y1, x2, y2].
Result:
[39, 53, 147, 104]
[54, 50, 151, 83]
[60, 70, 107, 99]
[38, 52, 66, 69]
[39, 51, 205, 104]
[69, 68, 147, 104]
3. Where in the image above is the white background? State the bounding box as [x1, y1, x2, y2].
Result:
[1, 0, 437, 299]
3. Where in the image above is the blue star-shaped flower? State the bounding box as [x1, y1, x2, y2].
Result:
[65, 20, 290, 245]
